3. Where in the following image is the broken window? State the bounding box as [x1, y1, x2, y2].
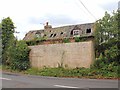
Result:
[44, 34, 46, 37]
[73, 30, 80, 35]
[86, 28, 91, 33]
[60, 32, 63, 35]
[50, 34, 53, 37]
[53, 34, 56, 37]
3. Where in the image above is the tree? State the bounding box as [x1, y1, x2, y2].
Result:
[1, 17, 16, 65]
[1, 17, 30, 70]
[94, 10, 119, 64]
[0, 23, 2, 64]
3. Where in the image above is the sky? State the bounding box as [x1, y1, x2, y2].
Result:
[0, 0, 119, 40]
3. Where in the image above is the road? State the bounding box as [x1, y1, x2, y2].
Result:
[1, 72, 119, 89]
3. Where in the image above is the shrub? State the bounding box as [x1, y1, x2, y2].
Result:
[10, 40, 30, 70]
[75, 37, 80, 42]
[26, 37, 47, 46]
[63, 38, 70, 43]
[92, 54, 107, 69]
[26, 40, 36, 46]
[104, 45, 119, 63]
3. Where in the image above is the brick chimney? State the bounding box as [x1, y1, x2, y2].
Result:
[44, 22, 52, 29]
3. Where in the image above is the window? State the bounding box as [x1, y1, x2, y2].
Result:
[86, 28, 91, 33]
[73, 30, 80, 35]
[53, 34, 56, 37]
[44, 34, 46, 37]
[60, 32, 63, 35]
[50, 34, 53, 37]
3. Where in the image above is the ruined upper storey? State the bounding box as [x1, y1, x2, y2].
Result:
[23, 22, 95, 41]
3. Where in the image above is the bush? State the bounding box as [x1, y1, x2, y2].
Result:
[10, 40, 30, 70]
[91, 52, 119, 78]
[63, 38, 70, 43]
[104, 45, 119, 63]
[75, 37, 80, 42]
[26, 40, 36, 46]
[26, 37, 47, 46]
[74, 37, 87, 42]
[92, 54, 107, 69]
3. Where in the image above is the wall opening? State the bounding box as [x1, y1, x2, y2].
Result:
[73, 30, 80, 35]
[50, 34, 53, 37]
[60, 32, 64, 35]
[53, 34, 57, 37]
[86, 28, 91, 33]
[44, 34, 46, 37]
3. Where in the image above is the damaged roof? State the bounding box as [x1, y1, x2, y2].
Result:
[23, 23, 95, 41]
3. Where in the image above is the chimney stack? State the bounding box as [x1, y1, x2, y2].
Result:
[44, 22, 52, 29]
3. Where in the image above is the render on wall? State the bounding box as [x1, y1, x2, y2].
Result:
[29, 40, 95, 69]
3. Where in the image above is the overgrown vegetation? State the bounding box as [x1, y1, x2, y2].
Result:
[63, 38, 70, 43]
[74, 36, 88, 42]
[25, 10, 120, 78]
[1, 17, 30, 71]
[9, 40, 30, 70]
[74, 37, 80, 42]
[26, 37, 47, 46]
[0, 23, 2, 65]
[24, 67, 118, 78]
[93, 10, 120, 78]
[1, 66, 118, 79]
[25, 35, 90, 46]
[1, 10, 119, 79]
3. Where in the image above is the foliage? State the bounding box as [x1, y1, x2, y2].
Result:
[0, 24, 2, 64]
[93, 10, 119, 78]
[1, 17, 30, 70]
[75, 37, 80, 42]
[9, 40, 30, 70]
[104, 45, 118, 63]
[23, 67, 118, 78]
[1, 17, 16, 65]
[74, 37, 88, 42]
[63, 38, 70, 43]
[26, 40, 37, 46]
[26, 37, 46, 46]
[94, 11, 119, 63]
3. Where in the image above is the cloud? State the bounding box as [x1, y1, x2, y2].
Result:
[1, 0, 117, 40]
[98, 1, 118, 12]
[28, 14, 82, 26]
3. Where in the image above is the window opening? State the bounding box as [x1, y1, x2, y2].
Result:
[53, 34, 56, 37]
[86, 28, 91, 33]
[73, 30, 80, 35]
[60, 32, 64, 35]
[50, 34, 53, 37]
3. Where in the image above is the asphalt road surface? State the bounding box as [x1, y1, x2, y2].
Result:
[1, 72, 119, 89]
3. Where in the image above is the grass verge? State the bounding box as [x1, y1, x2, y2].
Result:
[1, 65, 119, 79]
